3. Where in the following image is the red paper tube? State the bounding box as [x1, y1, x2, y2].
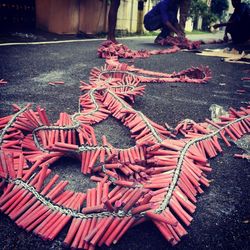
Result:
[36, 165, 49, 192]
[219, 131, 231, 147]
[196, 162, 212, 172]
[183, 162, 201, 182]
[195, 140, 207, 157]
[118, 188, 137, 207]
[36, 107, 50, 125]
[174, 189, 196, 213]
[47, 195, 83, 240]
[105, 163, 121, 169]
[82, 204, 106, 214]
[89, 188, 97, 207]
[0, 185, 21, 206]
[64, 218, 82, 246]
[154, 220, 175, 243]
[134, 127, 150, 141]
[178, 179, 197, 203]
[210, 136, 223, 153]
[148, 174, 173, 182]
[186, 151, 207, 163]
[25, 210, 51, 232]
[105, 217, 131, 247]
[230, 123, 243, 137]
[47, 181, 69, 200]
[234, 154, 250, 159]
[200, 176, 210, 187]
[180, 174, 197, 197]
[19, 205, 50, 229]
[182, 168, 200, 189]
[83, 151, 91, 174]
[119, 165, 133, 176]
[237, 121, 247, 134]
[0, 188, 26, 213]
[147, 149, 179, 156]
[114, 180, 135, 187]
[105, 169, 118, 179]
[22, 159, 43, 182]
[71, 219, 88, 249]
[130, 121, 147, 134]
[112, 217, 136, 245]
[38, 193, 79, 236]
[88, 149, 101, 172]
[101, 182, 110, 201]
[169, 197, 192, 226]
[35, 210, 61, 236]
[9, 191, 40, 220]
[147, 158, 177, 166]
[90, 216, 114, 246]
[131, 203, 153, 215]
[137, 192, 153, 205]
[84, 217, 105, 244]
[43, 215, 70, 240]
[5, 153, 17, 179]
[222, 127, 237, 141]
[54, 142, 78, 151]
[3, 131, 23, 140]
[146, 211, 178, 226]
[96, 182, 102, 205]
[96, 217, 118, 247]
[127, 163, 145, 173]
[102, 197, 115, 212]
[126, 148, 135, 164]
[109, 188, 128, 204]
[199, 140, 215, 158]
[123, 189, 144, 212]
[11, 175, 60, 221]
[7, 170, 51, 215]
[190, 123, 207, 134]
[53, 190, 74, 205]
[105, 152, 117, 163]
[167, 214, 187, 238]
[184, 159, 202, 177]
[83, 217, 98, 249]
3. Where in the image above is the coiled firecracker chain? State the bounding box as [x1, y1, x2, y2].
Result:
[0, 49, 249, 249]
[0, 106, 249, 248]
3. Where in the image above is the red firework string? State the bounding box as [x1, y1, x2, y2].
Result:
[0, 42, 249, 249]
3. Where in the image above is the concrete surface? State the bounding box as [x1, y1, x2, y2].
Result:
[0, 34, 250, 250]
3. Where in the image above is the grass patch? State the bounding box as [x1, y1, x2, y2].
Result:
[186, 30, 211, 35]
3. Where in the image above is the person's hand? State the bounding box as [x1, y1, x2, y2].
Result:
[176, 31, 185, 38]
[223, 34, 229, 42]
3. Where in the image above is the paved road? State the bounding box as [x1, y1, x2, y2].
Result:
[0, 36, 249, 250]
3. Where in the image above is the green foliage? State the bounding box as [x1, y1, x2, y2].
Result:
[190, 0, 208, 19]
[202, 10, 218, 30]
[211, 0, 229, 17]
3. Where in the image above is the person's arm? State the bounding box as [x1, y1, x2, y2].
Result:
[165, 21, 184, 37]
[213, 22, 230, 29]
[107, 0, 121, 43]
[160, 1, 184, 37]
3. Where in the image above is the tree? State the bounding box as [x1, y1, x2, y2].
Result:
[211, 0, 229, 18]
[190, 0, 209, 29]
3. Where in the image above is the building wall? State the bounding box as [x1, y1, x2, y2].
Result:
[116, 0, 156, 33]
[36, 0, 79, 34]
[35, 0, 193, 35]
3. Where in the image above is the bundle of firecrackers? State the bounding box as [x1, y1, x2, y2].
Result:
[0, 44, 249, 249]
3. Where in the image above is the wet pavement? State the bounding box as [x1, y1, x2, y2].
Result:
[0, 32, 250, 250]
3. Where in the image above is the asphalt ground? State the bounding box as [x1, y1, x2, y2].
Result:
[0, 35, 250, 250]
